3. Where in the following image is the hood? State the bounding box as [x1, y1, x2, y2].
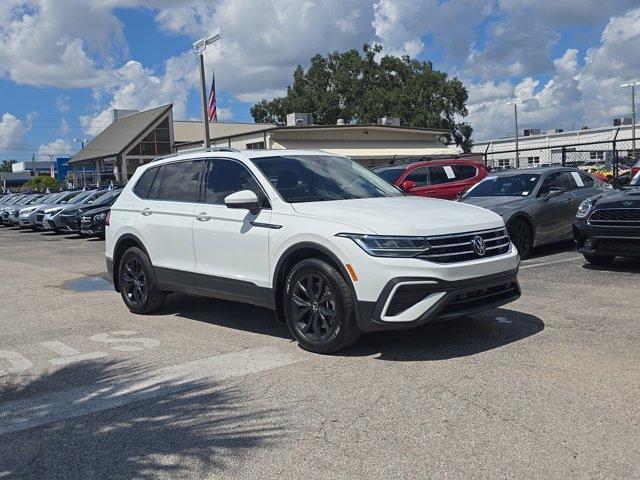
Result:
[290, 196, 504, 236]
[460, 195, 531, 213]
[82, 205, 111, 216]
[593, 188, 640, 209]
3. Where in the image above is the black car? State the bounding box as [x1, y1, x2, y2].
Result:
[574, 172, 640, 265]
[58, 189, 121, 233]
[79, 204, 111, 238]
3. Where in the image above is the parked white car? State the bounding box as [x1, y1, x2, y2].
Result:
[106, 148, 521, 353]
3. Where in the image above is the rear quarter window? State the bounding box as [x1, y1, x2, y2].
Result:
[133, 167, 159, 198]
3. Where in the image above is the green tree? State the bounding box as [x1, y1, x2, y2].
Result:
[22, 175, 60, 190]
[251, 44, 473, 152]
[0, 159, 16, 172]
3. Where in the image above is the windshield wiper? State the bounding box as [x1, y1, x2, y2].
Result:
[288, 196, 328, 203]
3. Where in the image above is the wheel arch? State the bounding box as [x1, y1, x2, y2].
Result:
[272, 242, 360, 326]
[112, 233, 149, 292]
[506, 213, 537, 246]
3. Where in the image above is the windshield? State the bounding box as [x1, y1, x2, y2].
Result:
[465, 174, 541, 197]
[92, 189, 121, 204]
[34, 193, 56, 203]
[68, 191, 94, 204]
[373, 166, 406, 184]
[252, 155, 403, 203]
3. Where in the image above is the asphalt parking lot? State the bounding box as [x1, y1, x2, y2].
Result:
[0, 227, 638, 479]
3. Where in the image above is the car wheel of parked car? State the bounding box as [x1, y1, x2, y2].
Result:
[583, 254, 615, 266]
[284, 258, 361, 354]
[508, 218, 533, 259]
[118, 247, 166, 314]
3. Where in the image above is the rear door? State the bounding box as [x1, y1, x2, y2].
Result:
[426, 164, 467, 199]
[192, 158, 272, 306]
[569, 170, 600, 204]
[133, 160, 205, 289]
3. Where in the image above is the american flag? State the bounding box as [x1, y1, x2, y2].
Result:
[207, 69, 217, 123]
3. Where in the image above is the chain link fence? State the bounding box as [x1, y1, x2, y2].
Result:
[482, 136, 638, 183]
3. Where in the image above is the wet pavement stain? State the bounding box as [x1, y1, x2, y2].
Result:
[61, 274, 113, 292]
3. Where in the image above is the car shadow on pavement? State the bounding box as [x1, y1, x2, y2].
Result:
[526, 240, 575, 260]
[581, 258, 640, 273]
[0, 359, 283, 479]
[160, 293, 291, 340]
[343, 308, 544, 362]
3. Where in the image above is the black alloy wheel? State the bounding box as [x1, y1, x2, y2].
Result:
[121, 256, 147, 307]
[118, 247, 166, 314]
[508, 218, 533, 259]
[284, 258, 361, 354]
[291, 273, 338, 343]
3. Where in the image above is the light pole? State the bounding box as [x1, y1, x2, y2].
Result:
[622, 81, 639, 163]
[73, 138, 88, 187]
[193, 32, 221, 149]
[508, 101, 520, 168]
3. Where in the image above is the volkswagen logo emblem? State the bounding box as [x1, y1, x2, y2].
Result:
[471, 236, 486, 256]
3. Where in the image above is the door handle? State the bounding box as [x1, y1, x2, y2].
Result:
[141, 208, 152, 216]
[195, 212, 211, 222]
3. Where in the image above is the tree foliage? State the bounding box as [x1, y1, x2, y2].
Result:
[251, 44, 473, 151]
[0, 159, 16, 173]
[22, 175, 60, 190]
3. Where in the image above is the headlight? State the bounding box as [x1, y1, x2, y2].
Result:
[576, 199, 592, 218]
[45, 207, 63, 215]
[94, 213, 106, 221]
[337, 233, 431, 257]
[20, 207, 36, 214]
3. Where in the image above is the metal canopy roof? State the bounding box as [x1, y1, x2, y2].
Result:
[69, 104, 172, 165]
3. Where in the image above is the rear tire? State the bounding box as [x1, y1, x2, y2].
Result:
[583, 254, 615, 266]
[508, 218, 534, 259]
[284, 258, 361, 354]
[118, 247, 166, 314]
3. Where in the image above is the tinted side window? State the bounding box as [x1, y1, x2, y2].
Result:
[405, 167, 429, 187]
[157, 161, 204, 202]
[428, 166, 457, 185]
[577, 171, 595, 188]
[451, 165, 477, 180]
[539, 172, 570, 195]
[133, 167, 159, 198]
[204, 159, 267, 206]
[148, 166, 165, 199]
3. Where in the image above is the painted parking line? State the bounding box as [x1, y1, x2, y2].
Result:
[521, 255, 583, 269]
[0, 346, 302, 435]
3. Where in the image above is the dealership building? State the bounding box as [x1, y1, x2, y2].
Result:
[68, 104, 458, 182]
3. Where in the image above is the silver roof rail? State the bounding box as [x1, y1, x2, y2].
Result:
[151, 146, 242, 162]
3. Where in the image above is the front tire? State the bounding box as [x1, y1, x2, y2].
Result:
[583, 254, 615, 266]
[284, 258, 361, 354]
[118, 247, 166, 314]
[508, 218, 534, 259]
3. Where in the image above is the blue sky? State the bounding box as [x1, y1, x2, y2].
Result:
[1, 1, 639, 163]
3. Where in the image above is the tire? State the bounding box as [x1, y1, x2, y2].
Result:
[508, 218, 534, 259]
[283, 258, 361, 354]
[118, 247, 166, 314]
[583, 254, 615, 266]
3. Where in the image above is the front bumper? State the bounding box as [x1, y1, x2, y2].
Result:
[42, 213, 59, 230]
[573, 219, 640, 258]
[356, 268, 520, 332]
[59, 213, 80, 232]
[80, 216, 105, 236]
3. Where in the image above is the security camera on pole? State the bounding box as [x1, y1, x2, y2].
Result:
[193, 32, 221, 149]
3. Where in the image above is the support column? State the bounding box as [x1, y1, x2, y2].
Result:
[94, 159, 101, 185]
[121, 156, 129, 183]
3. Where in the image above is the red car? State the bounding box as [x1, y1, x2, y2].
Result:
[631, 159, 640, 178]
[373, 159, 489, 200]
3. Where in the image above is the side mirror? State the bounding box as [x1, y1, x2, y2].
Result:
[542, 187, 565, 201]
[400, 180, 416, 192]
[224, 190, 260, 215]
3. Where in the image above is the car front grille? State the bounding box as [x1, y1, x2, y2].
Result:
[439, 281, 520, 317]
[596, 238, 640, 253]
[588, 208, 640, 227]
[418, 227, 511, 263]
[36, 212, 45, 222]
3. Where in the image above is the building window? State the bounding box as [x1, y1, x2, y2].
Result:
[497, 159, 511, 168]
[246, 141, 265, 149]
[589, 151, 604, 161]
[527, 156, 540, 165]
[127, 118, 171, 157]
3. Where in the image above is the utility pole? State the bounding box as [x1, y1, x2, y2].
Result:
[193, 32, 221, 149]
[622, 81, 639, 163]
[73, 138, 88, 188]
[508, 102, 520, 168]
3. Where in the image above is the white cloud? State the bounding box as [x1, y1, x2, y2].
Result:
[36, 138, 73, 158]
[0, 112, 35, 149]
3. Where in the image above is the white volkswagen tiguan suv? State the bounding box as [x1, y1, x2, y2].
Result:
[106, 149, 521, 353]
